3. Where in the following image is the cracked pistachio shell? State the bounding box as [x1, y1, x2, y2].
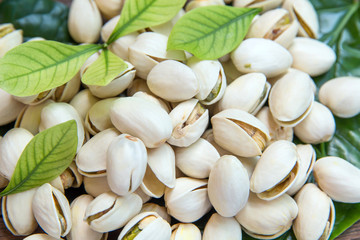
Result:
[319, 76, 360, 118]
[201, 129, 233, 156]
[110, 96, 172, 148]
[168, 99, 209, 147]
[233, 0, 283, 12]
[85, 192, 142, 232]
[175, 138, 220, 179]
[39, 102, 85, 152]
[289, 37, 336, 76]
[95, 0, 124, 19]
[187, 57, 226, 105]
[293, 183, 335, 240]
[24, 234, 63, 240]
[88, 61, 136, 98]
[14, 88, 55, 106]
[165, 177, 212, 222]
[83, 176, 111, 197]
[294, 101, 335, 144]
[0, 24, 23, 58]
[208, 155, 250, 217]
[68, 0, 102, 43]
[107, 134, 147, 196]
[84, 98, 118, 135]
[0, 128, 33, 180]
[287, 144, 315, 196]
[133, 91, 171, 113]
[68, 195, 106, 240]
[53, 71, 81, 102]
[140, 165, 166, 199]
[147, 60, 199, 102]
[236, 193, 298, 239]
[314, 157, 360, 203]
[140, 203, 171, 223]
[129, 32, 185, 79]
[246, 8, 299, 48]
[171, 223, 201, 240]
[49, 175, 65, 193]
[1, 188, 38, 236]
[211, 109, 270, 157]
[127, 78, 152, 96]
[255, 106, 293, 144]
[186, 0, 225, 11]
[60, 161, 83, 189]
[231, 38, 292, 78]
[282, 0, 319, 38]
[268, 69, 314, 127]
[76, 128, 120, 177]
[118, 212, 171, 240]
[15, 100, 53, 135]
[70, 89, 100, 121]
[0, 89, 25, 126]
[250, 140, 300, 200]
[217, 73, 270, 115]
[32, 183, 72, 239]
[203, 213, 242, 240]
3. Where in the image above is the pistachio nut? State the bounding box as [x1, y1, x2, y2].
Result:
[140, 203, 171, 223]
[84, 97, 118, 135]
[76, 128, 120, 177]
[84, 192, 142, 232]
[282, 0, 319, 38]
[39, 102, 85, 152]
[110, 96, 173, 148]
[14, 89, 55, 105]
[208, 155, 249, 217]
[118, 212, 171, 240]
[52, 72, 81, 103]
[83, 176, 111, 197]
[110, 32, 139, 61]
[288, 37, 336, 76]
[70, 89, 100, 121]
[88, 61, 136, 98]
[217, 73, 270, 115]
[49, 175, 65, 194]
[171, 223, 202, 240]
[67, 194, 106, 240]
[236, 193, 298, 239]
[246, 8, 299, 48]
[231, 38, 293, 78]
[68, 0, 102, 43]
[287, 144, 315, 196]
[147, 60, 199, 102]
[32, 183, 72, 239]
[186, 0, 225, 11]
[293, 183, 335, 240]
[95, 0, 124, 19]
[133, 91, 171, 113]
[168, 99, 209, 147]
[255, 106, 293, 144]
[149, 9, 185, 36]
[60, 161, 83, 189]
[164, 177, 212, 222]
[268, 68, 314, 127]
[319, 76, 360, 118]
[203, 213, 242, 240]
[0, 23, 23, 58]
[0, 128, 33, 180]
[127, 78, 153, 96]
[211, 109, 270, 157]
[187, 56, 226, 105]
[23, 234, 63, 240]
[1, 188, 38, 235]
[250, 140, 300, 200]
[201, 129, 233, 156]
[233, 0, 283, 12]
[294, 101, 335, 144]
[14, 100, 53, 135]
[107, 134, 147, 196]
[101, 15, 120, 42]
[175, 138, 220, 179]
[0, 88, 25, 126]
[313, 156, 360, 203]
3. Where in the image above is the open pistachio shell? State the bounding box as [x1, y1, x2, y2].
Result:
[171, 223, 202, 240]
[53, 72, 81, 103]
[0, 88, 25, 126]
[203, 213, 242, 240]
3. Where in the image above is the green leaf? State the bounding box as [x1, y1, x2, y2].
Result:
[107, 0, 187, 44]
[331, 202, 360, 240]
[167, 6, 260, 60]
[0, 120, 78, 197]
[0, 0, 72, 42]
[0, 40, 101, 97]
[81, 49, 128, 86]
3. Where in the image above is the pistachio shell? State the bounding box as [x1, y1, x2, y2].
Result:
[133, 91, 171, 113]
[83, 176, 111, 197]
[203, 213, 242, 240]
[186, 0, 225, 11]
[127, 78, 152, 96]
[171, 223, 202, 240]
[141, 203, 171, 223]
[53, 72, 81, 102]
[140, 165, 166, 199]
[70, 89, 100, 121]
[95, 0, 124, 19]
[0, 89, 25, 126]
[208, 155, 250, 217]
[233, 0, 283, 12]
[109, 31, 139, 62]
[14, 89, 55, 106]
[201, 129, 233, 156]
[24, 234, 63, 240]
[0, 25, 22, 57]
[149, 9, 185, 36]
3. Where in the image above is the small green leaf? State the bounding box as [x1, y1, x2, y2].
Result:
[167, 6, 260, 60]
[0, 120, 78, 197]
[0, 0, 72, 42]
[82, 49, 128, 86]
[0, 41, 101, 97]
[107, 0, 187, 44]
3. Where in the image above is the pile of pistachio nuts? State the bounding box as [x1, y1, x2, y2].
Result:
[1, 0, 360, 239]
